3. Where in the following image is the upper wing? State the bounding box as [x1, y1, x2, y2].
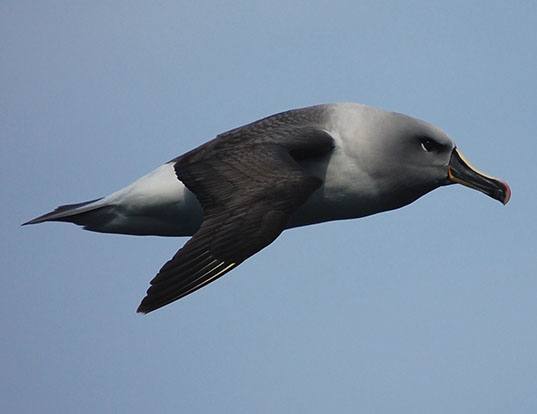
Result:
[137, 128, 334, 314]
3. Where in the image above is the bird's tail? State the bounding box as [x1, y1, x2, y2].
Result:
[22, 198, 115, 232]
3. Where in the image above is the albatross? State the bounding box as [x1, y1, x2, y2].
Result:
[24, 103, 511, 313]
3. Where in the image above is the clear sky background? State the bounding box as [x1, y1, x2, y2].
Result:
[2, 1, 536, 413]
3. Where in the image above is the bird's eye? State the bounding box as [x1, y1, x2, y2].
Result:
[419, 137, 439, 152]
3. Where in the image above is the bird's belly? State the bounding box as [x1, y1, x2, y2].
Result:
[104, 163, 203, 236]
[287, 152, 379, 228]
[287, 189, 372, 228]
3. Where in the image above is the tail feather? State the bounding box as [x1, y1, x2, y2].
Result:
[22, 197, 107, 226]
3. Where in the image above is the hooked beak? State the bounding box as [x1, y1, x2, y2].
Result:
[448, 148, 511, 205]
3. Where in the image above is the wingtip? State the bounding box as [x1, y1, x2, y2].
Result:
[136, 295, 171, 314]
[21, 198, 106, 228]
[21, 210, 66, 226]
[21, 217, 43, 226]
[136, 300, 151, 315]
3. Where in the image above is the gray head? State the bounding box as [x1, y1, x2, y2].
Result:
[346, 106, 511, 209]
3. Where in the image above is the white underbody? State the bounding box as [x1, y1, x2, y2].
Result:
[94, 163, 203, 236]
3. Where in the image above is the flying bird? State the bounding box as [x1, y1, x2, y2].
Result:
[24, 103, 511, 313]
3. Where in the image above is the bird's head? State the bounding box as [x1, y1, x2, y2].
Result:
[362, 110, 510, 208]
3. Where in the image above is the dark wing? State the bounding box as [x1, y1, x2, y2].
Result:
[137, 128, 334, 314]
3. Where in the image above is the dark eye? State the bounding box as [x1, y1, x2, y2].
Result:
[419, 137, 440, 152]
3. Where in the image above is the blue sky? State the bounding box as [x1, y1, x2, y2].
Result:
[2, 1, 536, 413]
